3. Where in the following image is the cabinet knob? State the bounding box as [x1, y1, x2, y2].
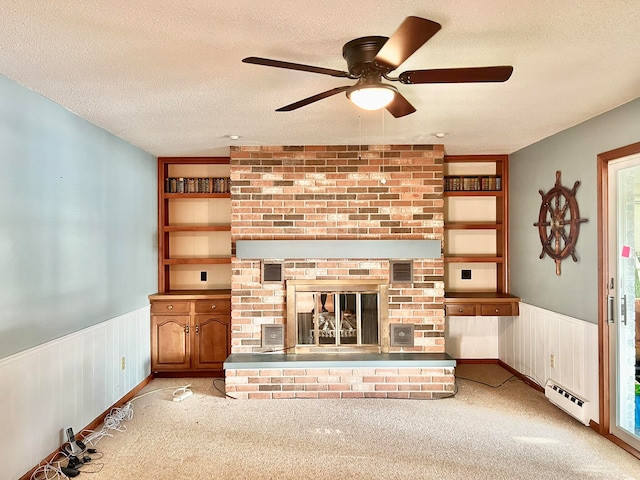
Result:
[195, 324, 200, 334]
[495, 308, 499, 313]
[211, 304, 216, 309]
[185, 325, 189, 334]
[458, 308, 463, 313]
[167, 305, 173, 310]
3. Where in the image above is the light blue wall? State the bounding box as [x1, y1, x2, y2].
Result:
[0, 75, 157, 358]
[510, 97, 640, 323]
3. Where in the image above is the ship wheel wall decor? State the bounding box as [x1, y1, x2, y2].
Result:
[533, 171, 588, 275]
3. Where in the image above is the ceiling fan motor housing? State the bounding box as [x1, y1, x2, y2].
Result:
[342, 36, 390, 76]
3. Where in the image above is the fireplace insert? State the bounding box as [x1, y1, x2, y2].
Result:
[286, 280, 389, 353]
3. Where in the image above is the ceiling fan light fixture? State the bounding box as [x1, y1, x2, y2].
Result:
[347, 83, 397, 111]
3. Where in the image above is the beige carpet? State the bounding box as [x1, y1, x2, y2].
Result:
[454, 363, 516, 387]
[69, 366, 640, 480]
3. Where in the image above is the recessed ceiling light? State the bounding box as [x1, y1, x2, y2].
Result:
[432, 132, 448, 139]
[227, 134, 241, 140]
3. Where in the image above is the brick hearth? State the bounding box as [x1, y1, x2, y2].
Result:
[224, 353, 455, 399]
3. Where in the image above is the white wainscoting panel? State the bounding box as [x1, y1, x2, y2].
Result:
[499, 302, 599, 423]
[446, 316, 500, 359]
[0, 306, 151, 480]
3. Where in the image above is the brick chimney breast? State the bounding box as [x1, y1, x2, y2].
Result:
[229, 145, 444, 354]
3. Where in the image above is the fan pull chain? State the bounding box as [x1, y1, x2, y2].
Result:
[381, 110, 387, 184]
[358, 114, 362, 161]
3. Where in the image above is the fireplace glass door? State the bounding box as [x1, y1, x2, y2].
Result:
[296, 291, 379, 348]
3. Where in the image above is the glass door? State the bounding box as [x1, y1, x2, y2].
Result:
[608, 153, 640, 449]
[294, 290, 379, 350]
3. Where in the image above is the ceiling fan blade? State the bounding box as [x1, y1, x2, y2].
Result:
[275, 86, 351, 112]
[374, 16, 442, 70]
[243, 57, 351, 78]
[399, 66, 514, 84]
[385, 91, 416, 118]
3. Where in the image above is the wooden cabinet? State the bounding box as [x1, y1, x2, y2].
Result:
[150, 293, 231, 374]
[443, 155, 519, 316]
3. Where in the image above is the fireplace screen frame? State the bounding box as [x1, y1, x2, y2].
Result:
[286, 280, 389, 354]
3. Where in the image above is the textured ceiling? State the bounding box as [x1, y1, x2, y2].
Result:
[1, 1, 639, 157]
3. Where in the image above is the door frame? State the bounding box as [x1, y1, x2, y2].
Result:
[597, 141, 640, 458]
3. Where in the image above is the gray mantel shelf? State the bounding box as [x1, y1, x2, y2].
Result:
[235, 239, 441, 260]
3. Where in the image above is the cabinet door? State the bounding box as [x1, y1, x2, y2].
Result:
[192, 314, 230, 370]
[151, 315, 191, 370]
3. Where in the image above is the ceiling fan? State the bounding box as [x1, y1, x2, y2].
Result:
[243, 16, 513, 118]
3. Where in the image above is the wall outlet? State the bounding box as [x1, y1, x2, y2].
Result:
[121, 356, 126, 371]
[200, 271, 207, 281]
[550, 353, 555, 368]
[461, 269, 472, 280]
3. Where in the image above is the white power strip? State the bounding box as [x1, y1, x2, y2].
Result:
[173, 390, 193, 402]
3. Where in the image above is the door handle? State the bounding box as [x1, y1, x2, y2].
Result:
[621, 294, 628, 326]
[607, 296, 614, 324]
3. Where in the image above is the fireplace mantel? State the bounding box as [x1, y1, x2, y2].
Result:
[236, 239, 441, 259]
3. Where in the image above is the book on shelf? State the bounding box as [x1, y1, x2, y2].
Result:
[164, 177, 232, 194]
[444, 175, 501, 192]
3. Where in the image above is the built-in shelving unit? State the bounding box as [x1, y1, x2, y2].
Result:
[156, 156, 231, 293]
[150, 157, 232, 375]
[443, 154, 519, 316]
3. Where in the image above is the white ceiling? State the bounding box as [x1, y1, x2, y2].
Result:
[1, 1, 639, 157]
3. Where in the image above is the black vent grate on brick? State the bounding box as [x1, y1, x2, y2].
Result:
[390, 261, 413, 283]
[262, 262, 283, 283]
[390, 324, 415, 347]
[262, 324, 285, 348]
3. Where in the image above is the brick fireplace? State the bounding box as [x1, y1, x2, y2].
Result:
[224, 144, 455, 398]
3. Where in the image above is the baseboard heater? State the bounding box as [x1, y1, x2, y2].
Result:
[544, 380, 591, 426]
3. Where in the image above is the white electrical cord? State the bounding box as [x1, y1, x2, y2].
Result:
[30, 383, 192, 479]
[31, 450, 105, 479]
[131, 383, 192, 402]
[172, 384, 193, 402]
[81, 402, 134, 446]
[82, 383, 192, 445]
[30, 452, 67, 480]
